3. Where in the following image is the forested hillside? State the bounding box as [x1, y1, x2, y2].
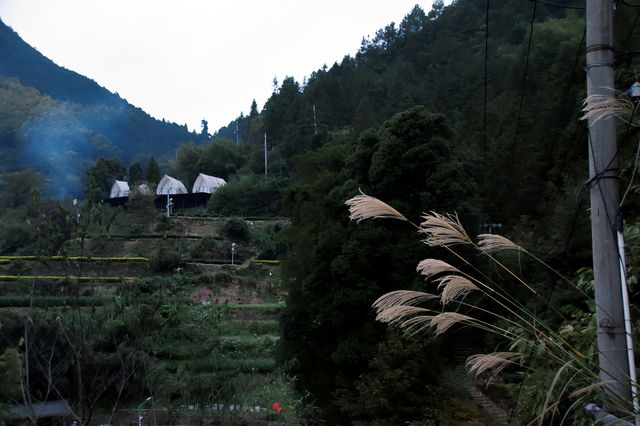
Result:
[208, 0, 640, 423]
[0, 19, 203, 197]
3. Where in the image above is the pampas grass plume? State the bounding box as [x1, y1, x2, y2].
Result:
[345, 191, 408, 223]
[419, 212, 472, 246]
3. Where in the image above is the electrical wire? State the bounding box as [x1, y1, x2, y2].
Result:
[512, 0, 537, 162]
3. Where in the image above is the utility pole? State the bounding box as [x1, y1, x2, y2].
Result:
[586, 0, 631, 405]
[264, 133, 268, 181]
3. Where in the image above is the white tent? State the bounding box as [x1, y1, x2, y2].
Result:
[110, 180, 130, 198]
[192, 173, 226, 194]
[156, 175, 188, 195]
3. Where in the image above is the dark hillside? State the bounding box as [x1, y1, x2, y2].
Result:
[0, 19, 120, 105]
[0, 19, 203, 197]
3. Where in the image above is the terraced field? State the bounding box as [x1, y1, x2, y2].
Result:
[0, 214, 299, 423]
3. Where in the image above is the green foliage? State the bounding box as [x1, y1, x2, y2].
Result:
[170, 138, 243, 187]
[145, 155, 161, 184]
[208, 174, 282, 216]
[221, 217, 250, 241]
[84, 157, 126, 202]
[128, 161, 144, 184]
[335, 331, 443, 424]
[0, 170, 43, 208]
[277, 106, 476, 422]
[0, 347, 21, 402]
[149, 244, 182, 272]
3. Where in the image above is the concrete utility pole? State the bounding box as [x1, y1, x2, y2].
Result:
[586, 0, 631, 405]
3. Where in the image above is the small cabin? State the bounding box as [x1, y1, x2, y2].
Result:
[156, 175, 188, 195]
[109, 180, 130, 198]
[192, 173, 226, 194]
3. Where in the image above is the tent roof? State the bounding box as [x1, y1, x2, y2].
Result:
[111, 180, 129, 191]
[192, 173, 226, 193]
[156, 175, 188, 195]
[110, 180, 130, 198]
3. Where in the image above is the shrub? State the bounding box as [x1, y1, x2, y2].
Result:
[149, 245, 182, 272]
[207, 174, 282, 216]
[221, 217, 250, 241]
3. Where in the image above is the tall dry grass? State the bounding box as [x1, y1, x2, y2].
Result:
[345, 191, 636, 424]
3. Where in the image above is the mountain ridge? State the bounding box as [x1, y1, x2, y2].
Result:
[0, 18, 203, 198]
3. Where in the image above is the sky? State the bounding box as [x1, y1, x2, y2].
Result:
[0, 0, 441, 133]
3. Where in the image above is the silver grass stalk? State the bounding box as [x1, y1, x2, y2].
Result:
[401, 315, 437, 337]
[372, 290, 438, 311]
[477, 233, 525, 255]
[436, 275, 478, 304]
[465, 352, 520, 378]
[581, 93, 633, 125]
[416, 258, 459, 279]
[375, 305, 431, 325]
[568, 381, 613, 399]
[430, 312, 474, 336]
[418, 211, 472, 247]
[345, 191, 408, 223]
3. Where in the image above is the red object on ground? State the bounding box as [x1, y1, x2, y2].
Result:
[272, 402, 283, 414]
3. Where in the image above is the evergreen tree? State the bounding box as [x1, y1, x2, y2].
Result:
[128, 161, 143, 184]
[250, 99, 259, 118]
[146, 156, 161, 184]
[200, 119, 210, 139]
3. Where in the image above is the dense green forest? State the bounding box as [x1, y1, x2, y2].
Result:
[3, 0, 640, 424]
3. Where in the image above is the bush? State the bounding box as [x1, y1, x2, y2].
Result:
[221, 217, 250, 241]
[149, 245, 182, 272]
[207, 174, 282, 216]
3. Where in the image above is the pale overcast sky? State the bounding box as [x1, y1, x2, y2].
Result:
[0, 1, 441, 132]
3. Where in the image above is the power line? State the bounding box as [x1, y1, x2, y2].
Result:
[512, 0, 538, 162]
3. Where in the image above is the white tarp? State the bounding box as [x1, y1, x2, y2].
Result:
[156, 175, 188, 195]
[192, 173, 226, 194]
[110, 180, 130, 198]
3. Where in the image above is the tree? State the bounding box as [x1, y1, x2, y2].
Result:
[145, 156, 160, 185]
[200, 119, 210, 139]
[84, 158, 126, 202]
[0, 170, 43, 209]
[250, 99, 259, 118]
[172, 141, 201, 187]
[427, 0, 444, 20]
[128, 162, 143, 185]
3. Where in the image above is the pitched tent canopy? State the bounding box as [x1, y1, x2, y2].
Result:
[156, 175, 188, 195]
[110, 180, 130, 198]
[192, 173, 226, 194]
